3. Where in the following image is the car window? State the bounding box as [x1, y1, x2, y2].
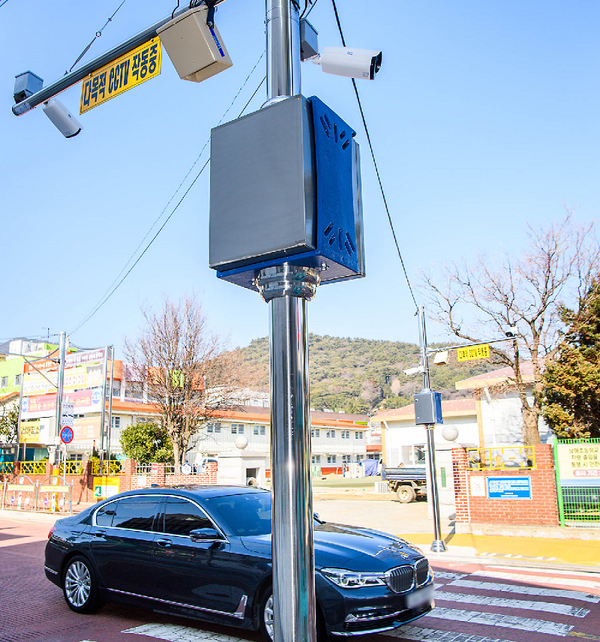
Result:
[95, 501, 118, 527]
[111, 496, 161, 531]
[161, 497, 214, 536]
[207, 492, 271, 536]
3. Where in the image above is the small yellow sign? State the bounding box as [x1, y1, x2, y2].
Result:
[457, 344, 490, 362]
[80, 38, 162, 114]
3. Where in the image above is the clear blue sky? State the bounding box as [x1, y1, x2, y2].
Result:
[1, 0, 598, 355]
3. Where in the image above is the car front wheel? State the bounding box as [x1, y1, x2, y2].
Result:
[62, 555, 102, 613]
[258, 589, 328, 641]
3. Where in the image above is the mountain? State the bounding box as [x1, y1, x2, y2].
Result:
[237, 334, 495, 414]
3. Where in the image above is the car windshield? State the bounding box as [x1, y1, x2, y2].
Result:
[206, 491, 272, 536]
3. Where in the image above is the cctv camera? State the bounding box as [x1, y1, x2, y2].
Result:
[313, 47, 382, 80]
[42, 99, 82, 138]
[403, 366, 424, 376]
[505, 326, 518, 338]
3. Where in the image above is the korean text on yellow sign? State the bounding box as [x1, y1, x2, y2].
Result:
[457, 344, 490, 362]
[80, 38, 162, 114]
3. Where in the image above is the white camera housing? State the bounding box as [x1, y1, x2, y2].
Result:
[403, 366, 424, 377]
[42, 99, 82, 138]
[313, 46, 382, 80]
[505, 326, 518, 338]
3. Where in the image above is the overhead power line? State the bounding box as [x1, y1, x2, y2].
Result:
[330, 0, 419, 312]
[66, 0, 128, 75]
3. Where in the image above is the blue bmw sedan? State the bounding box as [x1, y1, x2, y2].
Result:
[45, 486, 434, 640]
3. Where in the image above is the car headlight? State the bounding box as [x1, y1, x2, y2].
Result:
[321, 568, 387, 589]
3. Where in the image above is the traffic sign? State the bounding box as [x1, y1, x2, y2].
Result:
[79, 38, 162, 114]
[61, 401, 74, 428]
[457, 344, 490, 362]
[60, 426, 74, 444]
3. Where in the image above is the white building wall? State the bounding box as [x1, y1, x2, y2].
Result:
[384, 416, 479, 468]
[480, 390, 552, 446]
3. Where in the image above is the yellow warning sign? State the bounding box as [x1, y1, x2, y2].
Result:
[80, 38, 162, 114]
[457, 344, 490, 362]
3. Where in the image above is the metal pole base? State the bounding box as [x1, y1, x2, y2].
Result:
[430, 539, 448, 553]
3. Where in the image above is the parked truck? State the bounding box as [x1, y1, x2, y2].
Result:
[382, 466, 427, 503]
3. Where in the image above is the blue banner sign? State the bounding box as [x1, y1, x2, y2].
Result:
[487, 476, 532, 499]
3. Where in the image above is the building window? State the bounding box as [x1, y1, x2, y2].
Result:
[326, 429, 335, 439]
[112, 381, 121, 397]
[355, 431, 364, 440]
[14, 374, 21, 386]
[327, 455, 337, 464]
[207, 423, 222, 434]
[253, 425, 266, 436]
[311, 428, 320, 438]
[312, 455, 321, 464]
[0, 376, 7, 388]
[111, 416, 121, 431]
[341, 430, 350, 439]
[231, 423, 244, 435]
[342, 454, 352, 463]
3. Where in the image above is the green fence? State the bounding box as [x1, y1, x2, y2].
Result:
[554, 438, 600, 526]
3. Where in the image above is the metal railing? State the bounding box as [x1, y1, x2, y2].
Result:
[466, 446, 536, 470]
[136, 464, 152, 475]
[61, 461, 84, 475]
[0, 462, 14, 475]
[91, 460, 124, 476]
[19, 461, 47, 475]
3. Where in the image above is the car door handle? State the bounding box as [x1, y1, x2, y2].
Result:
[157, 538, 173, 548]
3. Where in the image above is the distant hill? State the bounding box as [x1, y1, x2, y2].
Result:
[237, 334, 496, 414]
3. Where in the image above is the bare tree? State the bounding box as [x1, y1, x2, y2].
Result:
[125, 297, 247, 471]
[420, 212, 599, 445]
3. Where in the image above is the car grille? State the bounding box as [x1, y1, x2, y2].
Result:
[385, 559, 430, 594]
[416, 558, 429, 585]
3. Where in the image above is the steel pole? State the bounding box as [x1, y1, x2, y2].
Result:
[417, 307, 447, 553]
[53, 332, 67, 466]
[261, 4, 316, 641]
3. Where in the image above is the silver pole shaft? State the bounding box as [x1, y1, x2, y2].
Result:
[417, 307, 447, 553]
[106, 346, 115, 461]
[269, 295, 316, 642]
[266, 0, 300, 101]
[54, 332, 67, 461]
[263, 3, 316, 642]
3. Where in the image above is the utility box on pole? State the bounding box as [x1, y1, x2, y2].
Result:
[209, 95, 364, 287]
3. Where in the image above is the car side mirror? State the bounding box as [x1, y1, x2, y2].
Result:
[189, 527, 223, 542]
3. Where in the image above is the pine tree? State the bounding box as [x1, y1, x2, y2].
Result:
[543, 278, 600, 439]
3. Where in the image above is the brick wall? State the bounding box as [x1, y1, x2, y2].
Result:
[452, 444, 559, 526]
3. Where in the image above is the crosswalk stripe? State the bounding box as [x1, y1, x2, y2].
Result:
[448, 579, 600, 603]
[387, 623, 507, 641]
[471, 570, 600, 593]
[123, 623, 244, 641]
[426, 606, 575, 636]
[434, 589, 590, 617]
[432, 571, 467, 580]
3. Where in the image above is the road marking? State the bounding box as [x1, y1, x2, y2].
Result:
[387, 624, 510, 641]
[432, 571, 467, 580]
[426, 606, 574, 636]
[493, 565, 600, 579]
[123, 623, 244, 641]
[434, 589, 590, 617]
[471, 570, 600, 592]
[449, 579, 600, 603]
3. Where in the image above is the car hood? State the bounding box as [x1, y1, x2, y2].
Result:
[240, 522, 424, 571]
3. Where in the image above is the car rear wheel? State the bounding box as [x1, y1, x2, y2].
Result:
[62, 555, 102, 613]
[397, 485, 416, 503]
[258, 589, 328, 641]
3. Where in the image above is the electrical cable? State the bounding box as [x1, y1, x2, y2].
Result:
[330, 0, 419, 312]
[0, 0, 10, 8]
[301, 0, 319, 20]
[65, 0, 128, 75]
[70, 58, 267, 336]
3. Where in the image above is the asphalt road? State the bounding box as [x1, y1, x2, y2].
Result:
[1, 509, 600, 642]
